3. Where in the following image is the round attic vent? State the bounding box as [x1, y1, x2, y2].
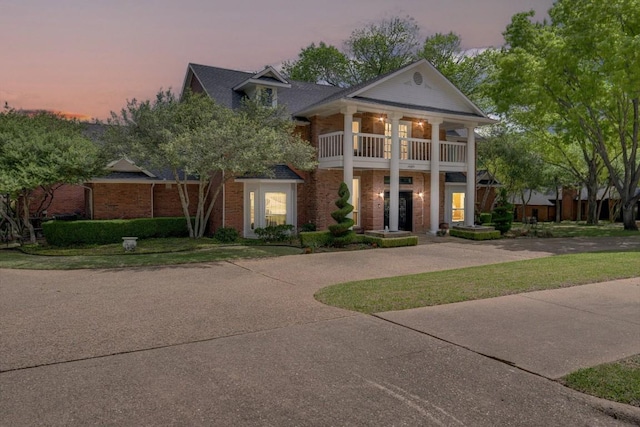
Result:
[413, 71, 423, 86]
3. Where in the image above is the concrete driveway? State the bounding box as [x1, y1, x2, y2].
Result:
[1, 236, 639, 425]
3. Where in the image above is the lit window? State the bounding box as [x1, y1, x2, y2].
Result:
[352, 177, 360, 227]
[265, 192, 287, 226]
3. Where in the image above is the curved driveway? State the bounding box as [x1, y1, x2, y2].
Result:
[1, 236, 639, 426]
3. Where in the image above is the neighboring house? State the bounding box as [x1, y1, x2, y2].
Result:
[184, 59, 494, 236]
[38, 59, 494, 235]
[563, 186, 640, 222]
[509, 190, 556, 222]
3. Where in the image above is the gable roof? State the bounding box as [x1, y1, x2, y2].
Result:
[293, 59, 493, 123]
[184, 63, 342, 113]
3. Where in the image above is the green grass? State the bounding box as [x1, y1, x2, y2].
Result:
[511, 221, 640, 238]
[563, 355, 640, 407]
[0, 239, 302, 269]
[315, 251, 640, 313]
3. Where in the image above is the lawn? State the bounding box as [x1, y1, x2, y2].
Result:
[314, 250, 640, 314]
[0, 237, 302, 269]
[563, 355, 640, 407]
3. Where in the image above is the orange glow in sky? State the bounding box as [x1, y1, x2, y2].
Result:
[1, 0, 553, 121]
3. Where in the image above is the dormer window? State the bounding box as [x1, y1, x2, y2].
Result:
[258, 86, 276, 107]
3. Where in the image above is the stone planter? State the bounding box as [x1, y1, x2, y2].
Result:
[122, 237, 138, 252]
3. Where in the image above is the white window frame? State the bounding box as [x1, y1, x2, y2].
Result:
[242, 181, 297, 238]
[384, 121, 411, 159]
[352, 177, 361, 227]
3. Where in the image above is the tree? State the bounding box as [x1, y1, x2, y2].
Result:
[281, 42, 350, 87]
[105, 90, 316, 238]
[418, 32, 497, 109]
[491, 1, 640, 230]
[328, 181, 355, 246]
[345, 16, 421, 83]
[0, 110, 102, 243]
[284, 16, 421, 86]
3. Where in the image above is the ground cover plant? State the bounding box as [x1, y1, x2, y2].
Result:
[315, 251, 640, 313]
[562, 355, 640, 407]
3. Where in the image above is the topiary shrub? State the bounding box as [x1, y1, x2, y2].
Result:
[213, 227, 239, 243]
[492, 189, 514, 235]
[328, 182, 355, 247]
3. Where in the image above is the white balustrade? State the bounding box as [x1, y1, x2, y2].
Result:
[440, 141, 467, 163]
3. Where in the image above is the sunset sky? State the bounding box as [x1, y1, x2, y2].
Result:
[1, 0, 554, 121]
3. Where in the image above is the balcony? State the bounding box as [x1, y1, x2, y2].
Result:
[318, 132, 467, 172]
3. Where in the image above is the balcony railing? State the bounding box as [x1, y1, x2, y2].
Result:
[318, 132, 467, 169]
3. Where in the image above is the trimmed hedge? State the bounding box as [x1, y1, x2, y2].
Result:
[363, 235, 418, 248]
[299, 231, 333, 248]
[42, 217, 191, 246]
[479, 213, 492, 225]
[449, 228, 501, 240]
[300, 231, 418, 249]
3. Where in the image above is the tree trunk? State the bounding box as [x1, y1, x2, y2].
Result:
[21, 192, 36, 244]
[621, 201, 638, 231]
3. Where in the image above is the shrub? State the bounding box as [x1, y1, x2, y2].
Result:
[492, 189, 514, 234]
[450, 228, 501, 240]
[254, 224, 295, 243]
[299, 231, 332, 248]
[363, 235, 418, 247]
[42, 217, 190, 246]
[213, 227, 239, 243]
[301, 222, 316, 232]
[479, 212, 492, 225]
[329, 182, 355, 246]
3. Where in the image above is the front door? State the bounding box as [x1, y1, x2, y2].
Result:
[384, 191, 413, 231]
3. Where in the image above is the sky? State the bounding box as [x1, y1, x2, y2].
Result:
[0, 0, 554, 121]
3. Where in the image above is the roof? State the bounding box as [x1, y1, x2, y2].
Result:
[509, 190, 555, 206]
[187, 63, 342, 113]
[239, 165, 304, 181]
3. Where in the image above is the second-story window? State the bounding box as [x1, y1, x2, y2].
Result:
[258, 87, 276, 107]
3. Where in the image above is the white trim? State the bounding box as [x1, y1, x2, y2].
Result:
[234, 178, 303, 184]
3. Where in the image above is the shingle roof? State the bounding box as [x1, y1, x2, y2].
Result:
[240, 165, 304, 181]
[188, 63, 342, 113]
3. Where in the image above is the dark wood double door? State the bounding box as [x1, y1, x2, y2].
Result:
[384, 191, 413, 231]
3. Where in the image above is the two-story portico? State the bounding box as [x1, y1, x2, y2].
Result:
[295, 59, 494, 234]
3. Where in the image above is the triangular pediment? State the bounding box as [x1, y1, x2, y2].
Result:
[348, 60, 485, 117]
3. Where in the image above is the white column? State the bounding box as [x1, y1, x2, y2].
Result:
[465, 124, 477, 226]
[429, 118, 443, 234]
[389, 113, 402, 232]
[341, 106, 357, 217]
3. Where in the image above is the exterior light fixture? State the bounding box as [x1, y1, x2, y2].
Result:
[379, 191, 385, 199]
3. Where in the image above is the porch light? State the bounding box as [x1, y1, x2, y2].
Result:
[378, 116, 385, 122]
[378, 191, 384, 199]
[418, 191, 424, 199]
[418, 121, 424, 127]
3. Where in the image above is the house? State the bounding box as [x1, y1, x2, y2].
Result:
[183, 59, 494, 237]
[36, 59, 494, 236]
[509, 190, 556, 222]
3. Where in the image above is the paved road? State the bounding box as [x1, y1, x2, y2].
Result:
[1, 236, 639, 426]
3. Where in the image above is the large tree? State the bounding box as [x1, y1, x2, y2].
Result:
[491, 0, 640, 230]
[105, 90, 316, 238]
[0, 110, 102, 243]
[281, 42, 350, 87]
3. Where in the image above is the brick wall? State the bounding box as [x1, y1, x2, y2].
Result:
[29, 184, 86, 217]
[90, 183, 152, 219]
[153, 183, 199, 217]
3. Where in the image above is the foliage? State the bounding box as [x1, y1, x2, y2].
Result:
[42, 217, 190, 246]
[345, 16, 420, 83]
[300, 222, 316, 232]
[478, 213, 492, 225]
[328, 182, 355, 246]
[363, 235, 418, 248]
[213, 227, 239, 243]
[490, 0, 640, 230]
[0, 109, 102, 243]
[449, 228, 501, 240]
[254, 224, 295, 243]
[299, 231, 333, 248]
[105, 89, 316, 238]
[281, 42, 350, 87]
[492, 189, 514, 234]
